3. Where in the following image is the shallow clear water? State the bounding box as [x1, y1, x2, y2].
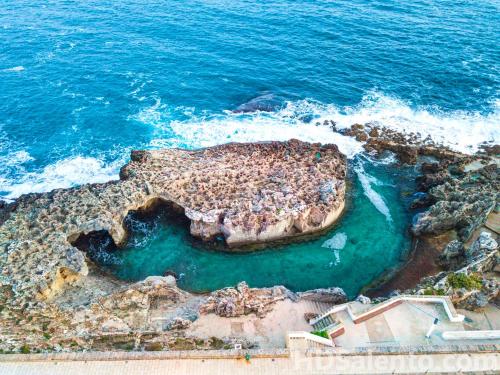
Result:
[93, 157, 414, 297]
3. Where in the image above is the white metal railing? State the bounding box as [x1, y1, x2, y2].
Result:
[287, 331, 335, 347]
[309, 295, 465, 326]
[442, 330, 500, 340]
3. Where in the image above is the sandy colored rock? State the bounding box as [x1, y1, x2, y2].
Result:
[0, 140, 346, 302]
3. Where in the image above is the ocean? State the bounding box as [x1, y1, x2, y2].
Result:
[0, 0, 498, 200]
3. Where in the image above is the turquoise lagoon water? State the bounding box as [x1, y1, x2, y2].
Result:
[90, 156, 414, 297]
[1, 1, 498, 294]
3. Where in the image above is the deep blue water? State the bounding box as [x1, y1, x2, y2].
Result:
[0, 0, 498, 199]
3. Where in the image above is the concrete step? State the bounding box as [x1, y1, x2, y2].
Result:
[312, 314, 337, 331]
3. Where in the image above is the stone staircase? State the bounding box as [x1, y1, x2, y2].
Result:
[312, 314, 336, 331]
[303, 300, 331, 316]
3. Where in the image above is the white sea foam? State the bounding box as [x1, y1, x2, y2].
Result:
[136, 92, 499, 158]
[307, 92, 500, 154]
[322, 232, 347, 266]
[322, 232, 347, 250]
[2, 150, 34, 166]
[354, 163, 392, 222]
[167, 115, 363, 159]
[1, 156, 122, 200]
[3, 66, 25, 72]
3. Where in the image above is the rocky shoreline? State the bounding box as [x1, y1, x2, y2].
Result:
[0, 140, 349, 352]
[0, 128, 498, 354]
[0, 140, 346, 302]
[332, 122, 499, 309]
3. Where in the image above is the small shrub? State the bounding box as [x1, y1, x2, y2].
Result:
[145, 342, 163, 351]
[43, 333, 51, 340]
[423, 287, 445, 296]
[311, 330, 329, 339]
[209, 337, 225, 349]
[19, 345, 30, 354]
[447, 273, 482, 290]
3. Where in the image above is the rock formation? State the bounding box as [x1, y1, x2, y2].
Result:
[199, 281, 293, 318]
[0, 140, 346, 302]
[331, 121, 499, 303]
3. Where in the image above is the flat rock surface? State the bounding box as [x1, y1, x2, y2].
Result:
[0, 140, 346, 301]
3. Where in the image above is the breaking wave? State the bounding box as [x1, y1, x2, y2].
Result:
[2, 91, 498, 201]
[141, 92, 499, 156]
[0, 156, 123, 201]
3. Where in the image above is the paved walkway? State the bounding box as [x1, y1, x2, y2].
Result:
[1, 352, 499, 374]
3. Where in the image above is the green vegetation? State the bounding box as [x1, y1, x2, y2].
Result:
[311, 330, 329, 339]
[145, 342, 163, 351]
[447, 273, 482, 290]
[43, 332, 51, 340]
[19, 345, 30, 354]
[209, 336, 225, 349]
[423, 287, 446, 296]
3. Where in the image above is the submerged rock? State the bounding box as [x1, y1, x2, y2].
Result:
[0, 140, 346, 302]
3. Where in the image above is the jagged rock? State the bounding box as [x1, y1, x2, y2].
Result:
[421, 162, 441, 174]
[199, 282, 290, 318]
[466, 232, 498, 260]
[442, 240, 464, 259]
[438, 240, 465, 269]
[416, 170, 451, 191]
[356, 294, 371, 304]
[455, 291, 489, 311]
[411, 165, 498, 241]
[410, 192, 434, 209]
[479, 144, 500, 156]
[167, 317, 192, 330]
[0, 140, 346, 302]
[298, 287, 347, 304]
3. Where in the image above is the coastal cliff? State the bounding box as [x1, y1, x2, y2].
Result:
[0, 140, 346, 302]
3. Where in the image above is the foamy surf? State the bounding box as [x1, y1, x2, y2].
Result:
[136, 92, 499, 158]
[354, 163, 393, 223]
[304, 92, 500, 154]
[322, 232, 348, 250]
[3, 66, 25, 72]
[0, 156, 123, 200]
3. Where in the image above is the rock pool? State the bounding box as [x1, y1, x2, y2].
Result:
[93, 156, 414, 298]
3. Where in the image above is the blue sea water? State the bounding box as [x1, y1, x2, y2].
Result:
[0, 0, 498, 293]
[0, 0, 499, 199]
